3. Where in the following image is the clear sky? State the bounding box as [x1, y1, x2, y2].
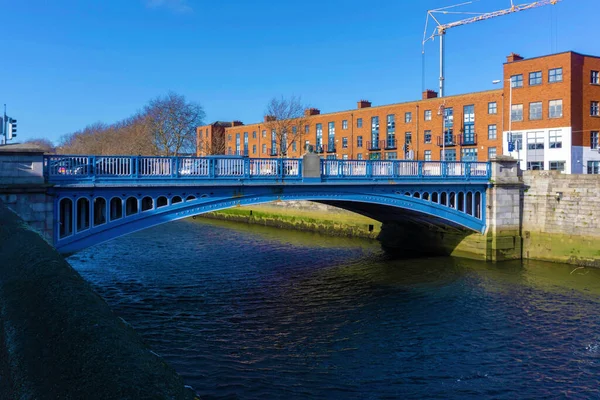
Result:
[1, 0, 596, 144]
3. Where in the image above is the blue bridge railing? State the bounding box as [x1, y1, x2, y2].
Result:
[44, 155, 491, 182]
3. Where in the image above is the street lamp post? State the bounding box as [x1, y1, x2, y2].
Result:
[438, 104, 446, 162]
[493, 78, 514, 157]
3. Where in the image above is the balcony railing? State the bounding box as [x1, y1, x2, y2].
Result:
[326, 143, 336, 153]
[437, 135, 458, 147]
[367, 139, 398, 151]
[459, 134, 477, 146]
[269, 148, 279, 157]
[315, 144, 324, 154]
[367, 140, 381, 151]
[44, 155, 491, 182]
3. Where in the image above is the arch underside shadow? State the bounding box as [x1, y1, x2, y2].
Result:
[315, 200, 474, 233]
[52, 184, 487, 254]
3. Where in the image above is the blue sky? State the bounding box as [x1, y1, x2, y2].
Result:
[1, 0, 595, 144]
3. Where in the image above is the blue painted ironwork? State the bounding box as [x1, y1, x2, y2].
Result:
[45, 155, 490, 183]
[44, 155, 491, 253]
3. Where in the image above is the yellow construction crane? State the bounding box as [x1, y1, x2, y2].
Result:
[422, 0, 562, 97]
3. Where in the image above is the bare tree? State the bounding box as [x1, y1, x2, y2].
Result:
[264, 96, 310, 157]
[24, 138, 56, 153]
[143, 92, 205, 156]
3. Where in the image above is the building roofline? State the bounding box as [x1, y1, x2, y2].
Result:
[503, 50, 600, 64]
[221, 88, 502, 128]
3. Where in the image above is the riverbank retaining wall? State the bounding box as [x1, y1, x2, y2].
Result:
[521, 171, 600, 266]
[0, 201, 198, 399]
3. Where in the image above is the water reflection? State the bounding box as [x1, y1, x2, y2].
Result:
[69, 218, 600, 399]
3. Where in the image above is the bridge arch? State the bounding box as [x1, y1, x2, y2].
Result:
[51, 184, 487, 254]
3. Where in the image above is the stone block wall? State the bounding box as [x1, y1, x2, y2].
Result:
[522, 171, 600, 266]
[0, 192, 54, 244]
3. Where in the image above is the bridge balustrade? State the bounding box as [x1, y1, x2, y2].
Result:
[44, 155, 490, 182]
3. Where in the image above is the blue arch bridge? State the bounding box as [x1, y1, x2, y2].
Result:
[42, 154, 495, 254]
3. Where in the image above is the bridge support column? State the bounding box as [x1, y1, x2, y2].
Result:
[485, 156, 523, 262]
[0, 145, 54, 244]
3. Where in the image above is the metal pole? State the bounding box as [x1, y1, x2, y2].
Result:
[439, 31, 445, 98]
[441, 106, 446, 162]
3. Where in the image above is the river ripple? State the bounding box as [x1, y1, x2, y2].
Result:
[68, 218, 600, 399]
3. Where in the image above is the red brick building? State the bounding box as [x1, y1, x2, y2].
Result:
[197, 51, 600, 174]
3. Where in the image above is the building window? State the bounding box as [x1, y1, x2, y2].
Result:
[529, 102, 542, 120]
[591, 101, 600, 116]
[588, 161, 600, 174]
[461, 148, 477, 162]
[443, 107, 454, 145]
[228, 134, 232, 141]
[512, 133, 523, 150]
[342, 137, 348, 148]
[549, 130, 562, 149]
[488, 147, 497, 159]
[357, 136, 363, 148]
[343, 154, 348, 160]
[252, 144, 256, 154]
[292, 141, 297, 152]
[371, 116, 380, 144]
[488, 124, 497, 140]
[304, 125, 309, 134]
[550, 161, 565, 171]
[592, 71, 600, 85]
[405, 112, 412, 123]
[527, 132, 544, 150]
[316, 123, 323, 148]
[386, 114, 396, 141]
[385, 152, 397, 160]
[424, 110, 432, 121]
[549, 68, 562, 83]
[511, 74, 523, 88]
[424, 150, 431, 161]
[424, 130, 432, 144]
[527, 161, 544, 170]
[262, 130, 266, 138]
[591, 131, 599, 149]
[405, 132, 412, 145]
[357, 154, 363, 160]
[252, 131, 256, 139]
[549, 100, 563, 118]
[357, 118, 363, 128]
[488, 102, 497, 114]
[262, 144, 267, 154]
[463, 105, 475, 145]
[511, 104, 523, 122]
[342, 120, 348, 130]
[529, 71, 542, 86]
[443, 149, 457, 161]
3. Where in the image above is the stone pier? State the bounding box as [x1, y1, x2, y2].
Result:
[0, 145, 54, 243]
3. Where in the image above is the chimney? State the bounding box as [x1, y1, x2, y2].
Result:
[506, 53, 524, 63]
[422, 90, 438, 99]
[232, 120, 244, 126]
[304, 108, 320, 116]
[264, 115, 276, 122]
[357, 100, 371, 109]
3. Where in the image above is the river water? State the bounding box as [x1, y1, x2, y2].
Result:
[68, 218, 600, 399]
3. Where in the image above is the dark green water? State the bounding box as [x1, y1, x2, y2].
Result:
[68, 218, 600, 399]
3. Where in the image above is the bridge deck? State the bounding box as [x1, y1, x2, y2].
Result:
[44, 155, 491, 184]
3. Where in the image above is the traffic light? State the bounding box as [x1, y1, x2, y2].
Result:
[7, 118, 17, 140]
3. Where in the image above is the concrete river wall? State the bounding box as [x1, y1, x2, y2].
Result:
[0, 202, 198, 399]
